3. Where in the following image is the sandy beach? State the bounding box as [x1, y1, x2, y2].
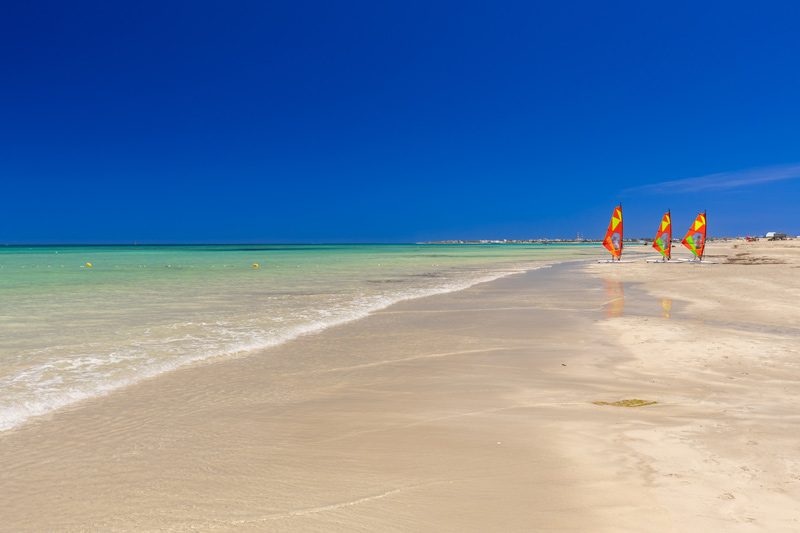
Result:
[2, 240, 800, 532]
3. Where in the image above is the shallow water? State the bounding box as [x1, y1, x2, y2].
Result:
[0, 243, 600, 430]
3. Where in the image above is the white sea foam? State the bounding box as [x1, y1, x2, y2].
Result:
[0, 261, 543, 432]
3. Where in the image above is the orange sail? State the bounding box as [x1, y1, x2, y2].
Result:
[602, 205, 623, 259]
[652, 210, 672, 260]
[681, 211, 707, 259]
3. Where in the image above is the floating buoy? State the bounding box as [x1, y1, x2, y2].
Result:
[86, 263, 92, 267]
[253, 264, 259, 268]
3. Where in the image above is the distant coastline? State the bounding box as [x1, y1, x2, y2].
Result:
[422, 239, 601, 244]
[422, 237, 755, 244]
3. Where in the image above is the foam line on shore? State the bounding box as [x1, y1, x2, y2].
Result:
[1, 263, 552, 433]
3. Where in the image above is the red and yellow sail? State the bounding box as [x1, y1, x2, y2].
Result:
[602, 205, 623, 259]
[652, 211, 672, 259]
[681, 212, 707, 259]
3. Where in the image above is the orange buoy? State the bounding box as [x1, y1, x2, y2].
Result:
[253, 264, 259, 268]
[86, 263, 92, 267]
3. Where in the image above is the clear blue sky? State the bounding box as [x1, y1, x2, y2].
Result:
[2, 1, 799, 243]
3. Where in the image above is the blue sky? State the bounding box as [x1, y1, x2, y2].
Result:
[2, 1, 799, 243]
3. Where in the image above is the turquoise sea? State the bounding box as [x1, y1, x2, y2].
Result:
[0, 244, 600, 431]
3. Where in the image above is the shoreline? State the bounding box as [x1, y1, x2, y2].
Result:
[1, 250, 566, 434]
[2, 241, 799, 531]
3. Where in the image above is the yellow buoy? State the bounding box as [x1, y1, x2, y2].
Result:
[253, 264, 259, 268]
[86, 263, 92, 267]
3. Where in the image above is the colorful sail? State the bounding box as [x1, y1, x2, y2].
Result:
[602, 205, 623, 259]
[652, 211, 672, 259]
[681, 211, 707, 259]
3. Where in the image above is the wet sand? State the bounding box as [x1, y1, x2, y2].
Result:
[2, 241, 800, 531]
[584, 240, 800, 531]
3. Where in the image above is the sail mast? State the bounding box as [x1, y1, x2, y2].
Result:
[602, 203, 623, 261]
[652, 209, 672, 261]
[667, 208, 672, 260]
[681, 211, 707, 261]
[621, 203, 624, 259]
[700, 210, 706, 261]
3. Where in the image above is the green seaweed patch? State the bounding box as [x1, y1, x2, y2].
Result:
[593, 399, 658, 407]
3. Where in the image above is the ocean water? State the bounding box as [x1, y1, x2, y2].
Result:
[0, 243, 599, 431]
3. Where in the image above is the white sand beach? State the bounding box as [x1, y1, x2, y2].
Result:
[2, 240, 799, 532]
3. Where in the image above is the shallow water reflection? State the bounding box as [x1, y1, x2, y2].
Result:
[660, 298, 673, 318]
[604, 281, 624, 317]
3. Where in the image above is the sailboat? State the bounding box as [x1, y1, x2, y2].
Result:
[646, 210, 672, 262]
[679, 211, 716, 263]
[598, 204, 635, 263]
